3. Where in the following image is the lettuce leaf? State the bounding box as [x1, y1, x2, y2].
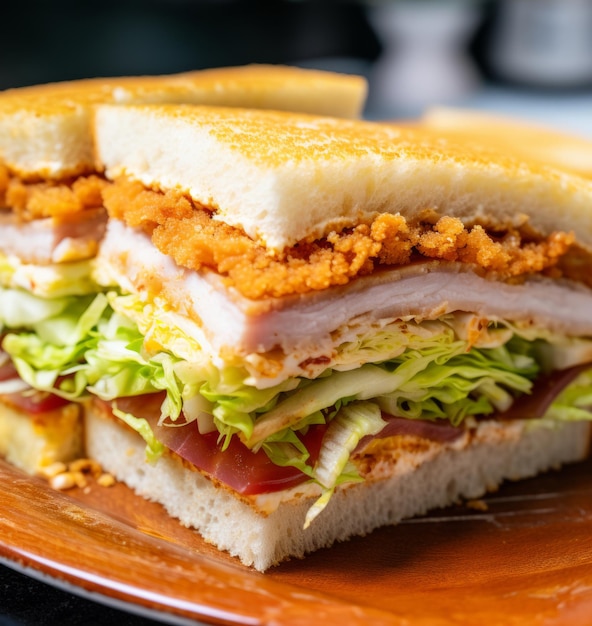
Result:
[112, 404, 165, 463]
[1, 291, 108, 398]
[542, 369, 592, 421]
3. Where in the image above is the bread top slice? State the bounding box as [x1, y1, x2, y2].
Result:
[94, 103, 592, 253]
[0, 65, 367, 180]
[421, 106, 592, 179]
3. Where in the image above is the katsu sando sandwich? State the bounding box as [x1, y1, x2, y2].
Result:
[9, 103, 592, 571]
[0, 66, 367, 475]
[64, 104, 592, 571]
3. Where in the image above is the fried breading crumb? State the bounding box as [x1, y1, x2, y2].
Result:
[49, 472, 77, 490]
[39, 462, 68, 479]
[97, 472, 116, 487]
[104, 178, 576, 300]
[466, 499, 489, 512]
[69, 457, 102, 477]
[4, 173, 108, 221]
[416, 215, 573, 276]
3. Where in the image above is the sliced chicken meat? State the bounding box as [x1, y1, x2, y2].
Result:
[0, 209, 108, 264]
[96, 220, 592, 387]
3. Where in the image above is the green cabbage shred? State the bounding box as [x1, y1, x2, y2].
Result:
[1, 285, 591, 525]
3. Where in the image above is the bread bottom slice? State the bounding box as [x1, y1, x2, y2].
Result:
[84, 409, 590, 571]
[0, 400, 83, 474]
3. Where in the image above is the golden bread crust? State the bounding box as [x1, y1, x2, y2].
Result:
[421, 106, 592, 179]
[0, 65, 366, 118]
[0, 399, 82, 474]
[0, 65, 366, 179]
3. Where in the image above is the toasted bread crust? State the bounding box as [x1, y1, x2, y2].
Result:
[0, 399, 82, 474]
[421, 107, 592, 179]
[0, 65, 366, 180]
[0, 65, 366, 118]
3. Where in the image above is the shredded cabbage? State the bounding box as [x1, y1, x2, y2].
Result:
[313, 401, 384, 489]
[112, 405, 165, 463]
[1, 283, 592, 525]
[542, 369, 592, 421]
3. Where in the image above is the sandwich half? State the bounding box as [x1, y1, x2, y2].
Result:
[6, 102, 592, 571]
[0, 66, 367, 475]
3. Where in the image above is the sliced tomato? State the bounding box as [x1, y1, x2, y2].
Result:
[105, 393, 326, 495]
[102, 393, 468, 496]
[499, 362, 592, 420]
[158, 420, 327, 496]
[1, 390, 71, 414]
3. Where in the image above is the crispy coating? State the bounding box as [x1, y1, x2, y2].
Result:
[103, 178, 577, 300]
[2, 171, 107, 221]
[415, 215, 573, 277]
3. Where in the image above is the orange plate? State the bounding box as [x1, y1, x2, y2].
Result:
[1, 457, 592, 626]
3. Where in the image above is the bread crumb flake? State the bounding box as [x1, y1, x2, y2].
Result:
[45, 457, 115, 490]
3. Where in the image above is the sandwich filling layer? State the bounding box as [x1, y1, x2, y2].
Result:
[96, 219, 592, 386]
[0, 66, 370, 488]
[0, 167, 108, 295]
[3, 216, 592, 523]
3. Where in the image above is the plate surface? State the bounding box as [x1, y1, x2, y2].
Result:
[2, 456, 592, 626]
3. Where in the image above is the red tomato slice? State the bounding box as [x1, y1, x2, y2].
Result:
[159, 420, 327, 496]
[107, 393, 326, 496]
[105, 393, 471, 496]
[2, 390, 71, 414]
[499, 362, 592, 420]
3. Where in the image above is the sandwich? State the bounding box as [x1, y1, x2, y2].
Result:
[4, 99, 592, 572]
[0, 66, 367, 475]
[41, 104, 592, 570]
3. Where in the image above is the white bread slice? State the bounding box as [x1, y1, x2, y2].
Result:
[84, 406, 590, 571]
[0, 65, 366, 180]
[0, 400, 82, 474]
[93, 104, 592, 252]
[421, 106, 592, 179]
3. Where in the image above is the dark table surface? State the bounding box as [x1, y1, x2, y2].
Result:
[0, 563, 166, 626]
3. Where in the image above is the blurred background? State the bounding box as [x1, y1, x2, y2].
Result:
[2, 0, 592, 135]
